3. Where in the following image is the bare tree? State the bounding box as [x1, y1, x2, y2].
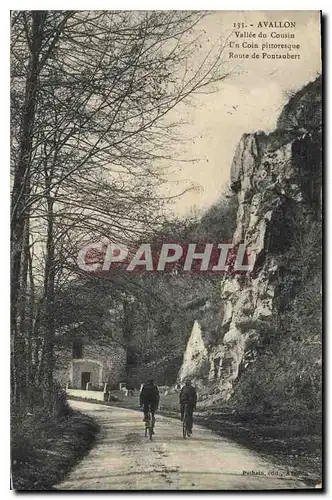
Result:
[11, 10, 229, 404]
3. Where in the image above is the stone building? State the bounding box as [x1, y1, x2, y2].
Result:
[55, 338, 127, 390]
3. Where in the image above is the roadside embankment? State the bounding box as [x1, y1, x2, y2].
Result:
[156, 397, 322, 488]
[11, 392, 99, 490]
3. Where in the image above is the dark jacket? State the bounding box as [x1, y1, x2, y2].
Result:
[140, 383, 160, 408]
[179, 385, 197, 408]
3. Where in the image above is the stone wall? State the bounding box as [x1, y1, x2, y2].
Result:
[66, 389, 105, 401]
[71, 359, 103, 389]
[55, 341, 127, 390]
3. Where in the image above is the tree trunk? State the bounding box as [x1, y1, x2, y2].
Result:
[11, 12, 46, 403]
[43, 193, 56, 402]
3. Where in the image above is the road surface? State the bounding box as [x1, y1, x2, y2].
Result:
[57, 400, 307, 491]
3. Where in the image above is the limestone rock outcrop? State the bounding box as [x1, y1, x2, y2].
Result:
[178, 77, 322, 401]
[178, 320, 209, 382]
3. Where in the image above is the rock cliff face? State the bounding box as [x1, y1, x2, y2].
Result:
[178, 77, 322, 402]
[178, 320, 209, 382]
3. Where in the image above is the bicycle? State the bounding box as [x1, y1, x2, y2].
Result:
[182, 403, 190, 439]
[144, 410, 155, 441]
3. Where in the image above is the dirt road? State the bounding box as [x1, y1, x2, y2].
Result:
[57, 400, 307, 491]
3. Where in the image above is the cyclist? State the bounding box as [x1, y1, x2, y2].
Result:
[180, 379, 197, 436]
[140, 379, 160, 431]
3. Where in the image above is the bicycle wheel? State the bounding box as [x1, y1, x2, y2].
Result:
[182, 418, 187, 439]
[149, 414, 153, 441]
[182, 404, 188, 439]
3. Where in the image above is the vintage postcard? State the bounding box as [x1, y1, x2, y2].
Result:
[10, 10, 322, 491]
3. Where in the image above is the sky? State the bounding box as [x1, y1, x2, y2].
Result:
[163, 10, 322, 217]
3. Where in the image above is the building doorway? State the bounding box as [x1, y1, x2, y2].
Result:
[81, 371, 91, 389]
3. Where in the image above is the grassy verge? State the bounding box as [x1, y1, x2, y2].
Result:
[157, 395, 322, 487]
[11, 403, 99, 490]
[194, 411, 321, 487]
